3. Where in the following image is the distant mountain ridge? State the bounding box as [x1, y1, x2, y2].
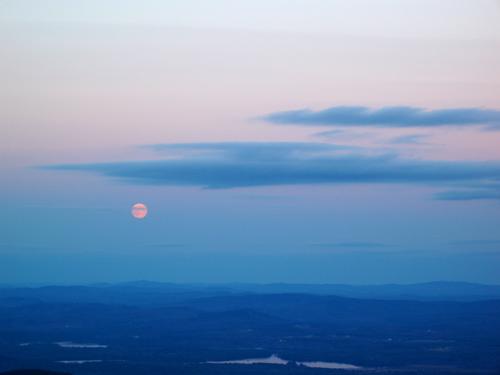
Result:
[224, 281, 500, 301]
[1, 281, 500, 307]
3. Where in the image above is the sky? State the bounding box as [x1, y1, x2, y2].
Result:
[1, 0, 500, 284]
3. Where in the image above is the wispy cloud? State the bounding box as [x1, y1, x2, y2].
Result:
[310, 242, 389, 248]
[389, 134, 430, 145]
[146, 243, 186, 249]
[314, 129, 346, 138]
[43, 142, 500, 200]
[146, 142, 353, 159]
[263, 106, 500, 130]
[449, 240, 500, 246]
[434, 189, 500, 201]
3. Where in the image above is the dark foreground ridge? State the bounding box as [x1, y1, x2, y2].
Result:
[1, 282, 499, 374]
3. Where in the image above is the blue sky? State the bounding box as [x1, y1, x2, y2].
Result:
[1, 0, 500, 284]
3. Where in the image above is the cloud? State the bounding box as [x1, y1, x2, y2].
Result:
[314, 129, 377, 141]
[146, 243, 186, 249]
[389, 134, 429, 145]
[43, 142, 500, 199]
[308, 241, 396, 254]
[310, 242, 388, 248]
[434, 189, 500, 201]
[449, 240, 500, 246]
[146, 142, 353, 159]
[263, 106, 500, 129]
[314, 129, 346, 138]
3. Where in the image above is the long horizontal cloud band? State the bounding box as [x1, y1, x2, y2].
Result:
[263, 106, 500, 129]
[44, 142, 500, 199]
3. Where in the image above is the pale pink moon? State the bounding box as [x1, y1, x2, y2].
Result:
[131, 203, 148, 219]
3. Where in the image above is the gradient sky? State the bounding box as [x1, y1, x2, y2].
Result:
[2, 0, 500, 284]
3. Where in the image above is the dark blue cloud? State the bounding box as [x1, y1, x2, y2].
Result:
[44, 142, 500, 200]
[263, 106, 500, 129]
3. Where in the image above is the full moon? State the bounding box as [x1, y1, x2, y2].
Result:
[131, 203, 148, 219]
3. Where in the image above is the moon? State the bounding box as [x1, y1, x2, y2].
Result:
[131, 203, 148, 219]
